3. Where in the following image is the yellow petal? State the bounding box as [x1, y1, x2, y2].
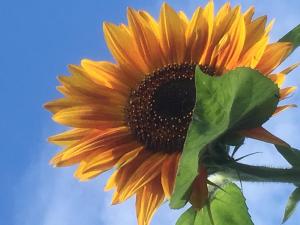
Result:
[80, 59, 132, 92]
[105, 147, 144, 191]
[55, 127, 130, 163]
[213, 2, 231, 41]
[103, 22, 148, 78]
[136, 177, 165, 225]
[268, 73, 286, 87]
[51, 150, 92, 167]
[52, 105, 124, 128]
[127, 8, 164, 70]
[280, 86, 297, 100]
[159, 3, 186, 63]
[243, 6, 255, 24]
[280, 62, 300, 74]
[256, 42, 293, 74]
[161, 153, 180, 199]
[115, 146, 144, 168]
[80, 142, 139, 174]
[199, 0, 215, 65]
[185, 7, 209, 63]
[56, 85, 72, 96]
[44, 98, 85, 114]
[239, 127, 289, 147]
[105, 170, 118, 191]
[48, 128, 90, 146]
[74, 142, 139, 181]
[117, 153, 167, 202]
[138, 10, 160, 39]
[178, 11, 189, 29]
[110, 151, 153, 204]
[216, 6, 246, 71]
[207, 3, 232, 66]
[59, 65, 126, 103]
[75, 160, 115, 181]
[243, 16, 267, 52]
[209, 33, 230, 66]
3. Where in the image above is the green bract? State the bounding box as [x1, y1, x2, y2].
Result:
[279, 24, 300, 55]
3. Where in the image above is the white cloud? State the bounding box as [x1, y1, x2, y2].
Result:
[13, 142, 187, 225]
[14, 145, 104, 225]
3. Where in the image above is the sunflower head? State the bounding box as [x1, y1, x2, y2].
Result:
[45, 1, 298, 225]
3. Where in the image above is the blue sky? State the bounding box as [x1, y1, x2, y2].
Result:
[1, 0, 300, 225]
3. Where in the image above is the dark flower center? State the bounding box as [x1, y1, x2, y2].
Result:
[125, 63, 216, 153]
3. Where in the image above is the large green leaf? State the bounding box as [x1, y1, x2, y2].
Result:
[176, 207, 197, 225]
[170, 67, 279, 209]
[283, 187, 300, 223]
[195, 183, 254, 225]
[279, 24, 300, 55]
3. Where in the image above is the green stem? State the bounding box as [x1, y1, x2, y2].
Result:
[213, 161, 300, 185]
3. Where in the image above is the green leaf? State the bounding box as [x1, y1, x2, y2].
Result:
[283, 187, 300, 223]
[275, 145, 300, 168]
[176, 207, 197, 225]
[170, 67, 279, 209]
[279, 24, 300, 55]
[195, 183, 254, 225]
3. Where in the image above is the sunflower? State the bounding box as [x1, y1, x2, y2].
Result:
[45, 1, 298, 225]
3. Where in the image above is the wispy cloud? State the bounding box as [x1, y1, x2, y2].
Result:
[14, 144, 104, 225]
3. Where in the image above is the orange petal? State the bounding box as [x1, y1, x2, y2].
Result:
[80, 60, 132, 92]
[74, 161, 114, 181]
[136, 177, 165, 225]
[243, 16, 267, 52]
[280, 86, 297, 100]
[59, 65, 126, 103]
[185, 7, 210, 63]
[138, 10, 160, 39]
[111, 151, 153, 204]
[52, 104, 124, 128]
[115, 146, 144, 168]
[105, 170, 118, 191]
[117, 153, 167, 202]
[161, 153, 180, 199]
[74, 142, 139, 181]
[78, 142, 140, 174]
[48, 128, 90, 146]
[216, 6, 246, 70]
[280, 62, 300, 74]
[159, 3, 186, 63]
[268, 73, 286, 87]
[274, 104, 297, 115]
[50, 127, 130, 166]
[51, 151, 92, 167]
[239, 127, 289, 147]
[256, 42, 293, 75]
[127, 8, 164, 70]
[243, 6, 255, 24]
[103, 22, 148, 78]
[198, 0, 215, 65]
[238, 36, 268, 68]
[178, 11, 189, 29]
[190, 167, 208, 209]
[44, 98, 86, 114]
